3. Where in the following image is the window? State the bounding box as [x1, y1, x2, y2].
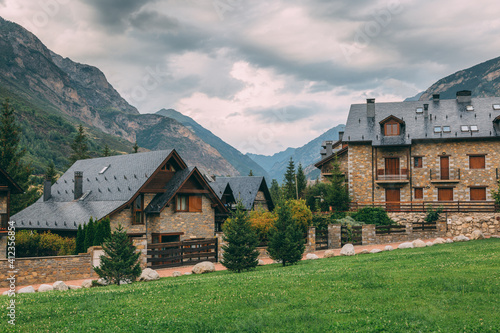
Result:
[161, 163, 176, 172]
[132, 194, 144, 225]
[470, 125, 478, 132]
[413, 156, 423, 168]
[466, 105, 474, 111]
[176, 195, 203, 213]
[470, 187, 487, 201]
[493, 104, 500, 110]
[438, 188, 453, 201]
[434, 126, 442, 133]
[384, 122, 400, 136]
[469, 155, 485, 169]
[414, 188, 423, 200]
[443, 126, 451, 133]
[461, 125, 469, 132]
[416, 107, 423, 114]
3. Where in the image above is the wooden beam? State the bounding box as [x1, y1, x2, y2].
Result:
[177, 189, 209, 194]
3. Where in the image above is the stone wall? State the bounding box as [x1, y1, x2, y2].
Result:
[0, 253, 96, 288]
[348, 143, 373, 202]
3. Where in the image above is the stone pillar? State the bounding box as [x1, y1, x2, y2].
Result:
[405, 223, 413, 235]
[305, 226, 316, 253]
[437, 219, 447, 235]
[0, 236, 6, 259]
[132, 236, 148, 269]
[215, 232, 225, 262]
[328, 224, 342, 249]
[362, 224, 376, 245]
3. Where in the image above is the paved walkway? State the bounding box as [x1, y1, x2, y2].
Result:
[0, 237, 474, 293]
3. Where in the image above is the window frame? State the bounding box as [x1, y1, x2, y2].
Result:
[413, 156, 423, 168]
[175, 194, 189, 212]
[132, 194, 144, 225]
[469, 155, 485, 169]
[414, 188, 424, 200]
[175, 194, 203, 213]
[384, 121, 400, 136]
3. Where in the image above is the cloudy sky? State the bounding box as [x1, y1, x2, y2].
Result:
[2, 0, 500, 155]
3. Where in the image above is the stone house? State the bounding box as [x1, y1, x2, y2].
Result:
[316, 92, 500, 213]
[12, 150, 228, 245]
[0, 166, 23, 258]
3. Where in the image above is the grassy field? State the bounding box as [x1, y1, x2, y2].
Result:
[1, 239, 499, 332]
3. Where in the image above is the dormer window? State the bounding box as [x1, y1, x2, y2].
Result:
[380, 115, 404, 137]
[466, 105, 474, 111]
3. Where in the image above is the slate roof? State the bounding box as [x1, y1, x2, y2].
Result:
[343, 96, 500, 146]
[0, 166, 23, 194]
[210, 176, 273, 211]
[12, 150, 173, 231]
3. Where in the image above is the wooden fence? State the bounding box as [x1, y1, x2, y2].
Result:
[412, 222, 437, 231]
[350, 201, 498, 213]
[316, 229, 328, 250]
[147, 238, 218, 269]
[341, 225, 362, 246]
[375, 225, 406, 235]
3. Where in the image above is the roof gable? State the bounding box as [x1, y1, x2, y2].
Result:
[0, 166, 23, 194]
[211, 176, 274, 211]
[379, 115, 404, 125]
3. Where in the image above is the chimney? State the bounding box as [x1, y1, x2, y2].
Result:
[74, 171, 83, 200]
[43, 177, 52, 202]
[432, 94, 440, 102]
[423, 104, 429, 118]
[367, 98, 375, 118]
[338, 131, 344, 141]
[456, 90, 472, 103]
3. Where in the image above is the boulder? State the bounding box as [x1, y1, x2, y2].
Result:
[412, 239, 426, 248]
[96, 278, 109, 286]
[398, 242, 414, 249]
[339, 244, 355, 256]
[81, 280, 93, 288]
[470, 230, 485, 240]
[258, 259, 266, 266]
[273, 259, 282, 264]
[119, 280, 131, 285]
[68, 285, 81, 290]
[384, 246, 394, 251]
[184, 272, 192, 276]
[306, 253, 319, 260]
[18, 286, 35, 294]
[433, 238, 446, 245]
[53, 281, 68, 291]
[172, 271, 182, 277]
[139, 268, 160, 282]
[453, 235, 470, 242]
[323, 250, 336, 258]
[2, 291, 10, 296]
[370, 249, 382, 254]
[359, 249, 370, 254]
[446, 239, 454, 243]
[426, 242, 434, 247]
[192, 261, 216, 274]
[37, 284, 53, 293]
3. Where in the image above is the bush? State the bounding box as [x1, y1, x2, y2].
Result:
[425, 205, 443, 224]
[351, 207, 394, 226]
[15, 230, 75, 258]
[288, 199, 313, 233]
[249, 209, 277, 243]
[336, 216, 364, 227]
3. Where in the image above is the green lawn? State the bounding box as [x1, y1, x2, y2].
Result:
[2, 239, 500, 332]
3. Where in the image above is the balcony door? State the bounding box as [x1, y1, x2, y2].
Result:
[440, 156, 449, 180]
[385, 158, 400, 176]
[385, 188, 400, 211]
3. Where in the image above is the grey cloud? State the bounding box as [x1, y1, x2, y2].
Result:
[129, 10, 179, 32]
[246, 104, 322, 124]
[83, 0, 157, 31]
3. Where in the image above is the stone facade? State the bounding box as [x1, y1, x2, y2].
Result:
[0, 192, 7, 214]
[0, 253, 96, 288]
[254, 191, 269, 210]
[348, 143, 374, 202]
[442, 213, 500, 237]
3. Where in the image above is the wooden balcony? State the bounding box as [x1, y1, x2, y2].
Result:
[430, 168, 460, 183]
[376, 168, 409, 184]
[350, 201, 498, 213]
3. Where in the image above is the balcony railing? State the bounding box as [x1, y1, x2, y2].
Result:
[376, 168, 408, 181]
[430, 168, 460, 181]
[350, 201, 498, 213]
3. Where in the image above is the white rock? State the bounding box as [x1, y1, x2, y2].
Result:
[492, 235, 500, 239]
[453, 235, 470, 242]
[53, 281, 68, 291]
[359, 249, 370, 254]
[306, 253, 319, 260]
[339, 244, 355, 256]
[68, 285, 81, 290]
[426, 242, 434, 247]
[384, 246, 394, 251]
[446, 239, 454, 243]
[412, 239, 427, 248]
[398, 242, 414, 249]
[323, 250, 336, 258]
[433, 238, 446, 245]
[2, 291, 10, 296]
[192, 261, 216, 274]
[184, 272, 192, 276]
[258, 259, 266, 266]
[370, 249, 382, 254]
[470, 230, 485, 240]
[81, 280, 93, 288]
[18, 286, 35, 294]
[119, 279, 131, 285]
[37, 284, 53, 293]
[172, 271, 182, 277]
[273, 259, 282, 264]
[96, 278, 109, 286]
[139, 268, 160, 282]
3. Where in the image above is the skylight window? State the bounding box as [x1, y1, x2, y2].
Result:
[470, 125, 478, 132]
[493, 104, 500, 110]
[443, 126, 451, 133]
[99, 166, 109, 174]
[461, 125, 469, 132]
[466, 105, 474, 111]
[434, 126, 442, 133]
[416, 107, 423, 114]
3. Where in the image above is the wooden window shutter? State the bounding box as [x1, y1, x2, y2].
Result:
[189, 195, 202, 212]
[469, 156, 485, 169]
[470, 187, 486, 201]
[414, 188, 423, 200]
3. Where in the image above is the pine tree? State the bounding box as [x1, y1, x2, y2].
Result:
[102, 144, 111, 157]
[69, 124, 90, 164]
[46, 162, 57, 184]
[101, 216, 112, 240]
[94, 225, 142, 285]
[75, 224, 85, 254]
[132, 142, 139, 153]
[269, 179, 282, 205]
[248, 170, 254, 176]
[282, 157, 296, 200]
[267, 201, 305, 266]
[221, 202, 260, 273]
[94, 220, 104, 246]
[325, 158, 350, 212]
[296, 163, 307, 199]
[84, 218, 95, 251]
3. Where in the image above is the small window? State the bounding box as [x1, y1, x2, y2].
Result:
[470, 187, 486, 201]
[434, 126, 441, 133]
[461, 125, 469, 132]
[470, 125, 478, 132]
[469, 155, 485, 169]
[466, 105, 474, 111]
[176, 195, 188, 212]
[99, 166, 109, 174]
[416, 107, 423, 114]
[442, 126, 451, 133]
[384, 122, 400, 136]
[132, 194, 144, 225]
[414, 188, 424, 200]
[175, 195, 203, 213]
[493, 104, 500, 110]
[414, 157, 423, 168]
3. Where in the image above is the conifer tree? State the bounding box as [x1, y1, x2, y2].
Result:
[84, 217, 95, 251]
[269, 179, 282, 205]
[296, 163, 307, 199]
[221, 202, 260, 273]
[69, 124, 90, 164]
[101, 216, 112, 240]
[282, 157, 296, 200]
[102, 144, 111, 157]
[94, 220, 104, 246]
[132, 142, 139, 153]
[94, 225, 142, 285]
[46, 162, 57, 184]
[267, 201, 305, 266]
[248, 170, 254, 176]
[75, 224, 85, 254]
[325, 158, 350, 212]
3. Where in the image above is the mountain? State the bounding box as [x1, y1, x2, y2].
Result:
[156, 109, 269, 178]
[247, 124, 345, 183]
[419, 56, 500, 101]
[0, 16, 237, 176]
